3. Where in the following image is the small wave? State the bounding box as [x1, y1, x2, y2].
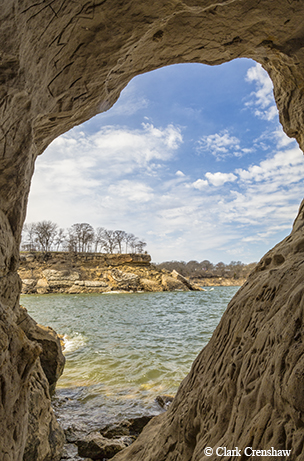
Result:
[63, 332, 86, 354]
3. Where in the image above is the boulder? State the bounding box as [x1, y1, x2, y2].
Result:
[139, 278, 163, 292]
[100, 416, 153, 439]
[77, 432, 127, 460]
[155, 395, 174, 410]
[161, 273, 190, 291]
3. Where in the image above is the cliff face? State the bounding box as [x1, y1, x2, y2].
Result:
[1, 1, 304, 460]
[18, 252, 201, 294]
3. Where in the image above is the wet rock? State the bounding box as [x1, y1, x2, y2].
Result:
[64, 423, 89, 444]
[155, 395, 174, 410]
[77, 432, 127, 460]
[61, 442, 93, 460]
[100, 416, 153, 439]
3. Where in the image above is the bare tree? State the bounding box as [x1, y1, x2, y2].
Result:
[54, 228, 66, 251]
[94, 227, 105, 252]
[102, 229, 117, 254]
[68, 223, 94, 252]
[114, 230, 127, 254]
[65, 230, 77, 253]
[22, 223, 37, 251]
[125, 233, 136, 253]
[21, 221, 149, 256]
[135, 240, 147, 253]
[34, 221, 58, 252]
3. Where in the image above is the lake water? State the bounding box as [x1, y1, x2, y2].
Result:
[21, 287, 240, 431]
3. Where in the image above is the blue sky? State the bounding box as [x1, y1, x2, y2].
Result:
[26, 58, 304, 263]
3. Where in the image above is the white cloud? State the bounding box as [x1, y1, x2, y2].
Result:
[245, 63, 278, 121]
[205, 172, 237, 187]
[175, 170, 185, 177]
[236, 146, 304, 183]
[196, 130, 242, 160]
[192, 178, 209, 190]
[107, 180, 154, 203]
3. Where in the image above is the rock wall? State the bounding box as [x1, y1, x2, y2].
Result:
[112, 199, 304, 460]
[1, 1, 304, 460]
[18, 251, 201, 294]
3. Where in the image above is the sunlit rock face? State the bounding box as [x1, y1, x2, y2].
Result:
[1, 1, 304, 459]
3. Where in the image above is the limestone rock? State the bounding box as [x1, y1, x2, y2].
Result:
[0, 303, 41, 460]
[111, 200, 304, 460]
[17, 306, 65, 395]
[23, 361, 64, 461]
[77, 432, 127, 460]
[139, 278, 163, 292]
[1, 0, 304, 459]
[161, 273, 190, 291]
[155, 395, 174, 410]
[42, 269, 80, 282]
[84, 280, 108, 287]
[100, 416, 153, 439]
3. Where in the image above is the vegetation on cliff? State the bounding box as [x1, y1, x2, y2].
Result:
[156, 259, 256, 281]
[22, 221, 147, 254]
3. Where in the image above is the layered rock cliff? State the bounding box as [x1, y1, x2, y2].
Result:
[18, 252, 202, 294]
[1, 1, 304, 460]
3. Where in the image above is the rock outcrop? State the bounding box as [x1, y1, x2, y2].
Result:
[18, 252, 202, 294]
[17, 306, 65, 395]
[112, 201, 304, 459]
[1, 1, 304, 460]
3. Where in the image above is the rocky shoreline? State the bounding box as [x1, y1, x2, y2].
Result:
[18, 252, 207, 295]
[59, 407, 173, 461]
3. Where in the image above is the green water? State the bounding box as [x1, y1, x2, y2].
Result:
[21, 287, 239, 430]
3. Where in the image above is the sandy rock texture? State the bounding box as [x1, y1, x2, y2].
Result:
[1, 0, 304, 460]
[18, 252, 201, 293]
[111, 200, 304, 460]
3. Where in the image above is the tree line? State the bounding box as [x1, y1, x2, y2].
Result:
[155, 260, 256, 280]
[21, 221, 147, 254]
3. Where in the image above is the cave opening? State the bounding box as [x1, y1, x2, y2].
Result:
[2, 2, 304, 459]
[19, 58, 304, 442]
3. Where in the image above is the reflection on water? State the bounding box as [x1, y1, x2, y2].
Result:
[21, 288, 239, 428]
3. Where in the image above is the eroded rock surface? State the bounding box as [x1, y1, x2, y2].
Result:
[1, 1, 304, 460]
[18, 252, 201, 294]
[112, 201, 304, 459]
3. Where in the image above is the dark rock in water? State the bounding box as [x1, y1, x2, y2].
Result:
[155, 395, 174, 410]
[100, 415, 153, 439]
[77, 432, 126, 459]
[65, 424, 89, 444]
[61, 442, 92, 460]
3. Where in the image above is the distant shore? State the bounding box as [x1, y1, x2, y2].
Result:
[192, 277, 246, 287]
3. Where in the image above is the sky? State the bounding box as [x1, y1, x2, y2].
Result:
[26, 58, 304, 263]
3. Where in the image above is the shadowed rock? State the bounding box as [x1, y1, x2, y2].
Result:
[1, 1, 304, 459]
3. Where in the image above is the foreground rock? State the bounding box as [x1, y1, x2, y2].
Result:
[17, 306, 65, 395]
[77, 433, 127, 460]
[19, 252, 203, 294]
[16, 306, 65, 460]
[1, 0, 304, 459]
[111, 201, 304, 459]
[62, 415, 154, 461]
